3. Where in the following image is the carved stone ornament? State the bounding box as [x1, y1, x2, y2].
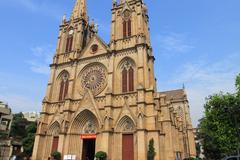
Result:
[83, 121, 96, 134]
[122, 9, 131, 21]
[123, 120, 134, 132]
[91, 44, 98, 54]
[80, 63, 107, 95]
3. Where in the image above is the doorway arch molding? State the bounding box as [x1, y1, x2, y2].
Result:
[69, 109, 100, 134]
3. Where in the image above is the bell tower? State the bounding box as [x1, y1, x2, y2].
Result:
[111, 0, 150, 45]
[53, 0, 97, 65]
[110, 0, 155, 91]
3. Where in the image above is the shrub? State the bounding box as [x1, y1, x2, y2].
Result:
[51, 151, 61, 160]
[95, 151, 107, 160]
[147, 138, 156, 160]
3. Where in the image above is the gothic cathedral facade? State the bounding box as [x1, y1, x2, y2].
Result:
[32, 0, 196, 160]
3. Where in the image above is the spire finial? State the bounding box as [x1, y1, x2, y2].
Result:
[62, 14, 67, 24]
[71, 0, 87, 20]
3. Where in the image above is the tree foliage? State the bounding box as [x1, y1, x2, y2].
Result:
[22, 123, 37, 156]
[236, 74, 240, 96]
[10, 112, 28, 138]
[95, 151, 107, 160]
[147, 138, 156, 160]
[10, 113, 37, 157]
[51, 151, 61, 160]
[198, 74, 240, 159]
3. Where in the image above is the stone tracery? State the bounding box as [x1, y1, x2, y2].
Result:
[80, 63, 107, 95]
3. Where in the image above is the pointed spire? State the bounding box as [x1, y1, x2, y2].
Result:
[71, 0, 87, 20]
[182, 83, 185, 90]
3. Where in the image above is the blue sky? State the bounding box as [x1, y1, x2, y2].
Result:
[0, 0, 240, 126]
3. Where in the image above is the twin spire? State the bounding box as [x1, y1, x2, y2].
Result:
[71, 0, 87, 20]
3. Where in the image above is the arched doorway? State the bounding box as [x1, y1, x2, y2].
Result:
[44, 121, 61, 159]
[70, 110, 99, 160]
[116, 116, 136, 160]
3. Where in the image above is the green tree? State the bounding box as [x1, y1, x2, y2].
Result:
[51, 151, 61, 160]
[10, 113, 37, 157]
[10, 112, 28, 138]
[198, 74, 240, 159]
[22, 122, 37, 156]
[147, 138, 156, 160]
[236, 74, 240, 96]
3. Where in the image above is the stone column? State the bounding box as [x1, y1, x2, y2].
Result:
[137, 130, 147, 160]
[32, 134, 44, 160]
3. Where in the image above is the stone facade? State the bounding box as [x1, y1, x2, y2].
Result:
[32, 0, 196, 160]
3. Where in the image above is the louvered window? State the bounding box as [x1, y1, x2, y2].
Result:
[123, 21, 127, 38]
[128, 67, 134, 91]
[128, 19, 131, 37]
[123, 19, 131, 38]
[122, 66, 134, 93]
[122, 68, 128, 92]
[65, 36, 73, 52]
[59, 75, 69, 101]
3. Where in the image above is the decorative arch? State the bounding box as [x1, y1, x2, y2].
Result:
[57, 70, 70, 80]
[47, 121, 61, 136]
[70, 109, 99, 134]
[115, 115, 136, 132]
[118, 57, 136, 70]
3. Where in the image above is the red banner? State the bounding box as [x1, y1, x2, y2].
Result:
[80, 134, 96, 139]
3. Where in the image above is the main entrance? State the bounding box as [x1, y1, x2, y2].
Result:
[82, 139, 96, 160]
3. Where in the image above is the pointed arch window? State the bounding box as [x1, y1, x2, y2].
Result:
[122, 68, 128, 93]
[123, 10, 132, 38]
[128, 66, 134, 91]
[123, 19, 131, 38]
[59, 73, 69, 101]
[123, 21, 127, 38]
[128, 19, 131, 37]
[65, 29, 74, 52]
[122, 65, 134, 93]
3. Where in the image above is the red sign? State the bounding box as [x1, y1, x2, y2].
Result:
[80, 134, 96, 139]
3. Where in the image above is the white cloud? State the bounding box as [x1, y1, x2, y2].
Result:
[172, 53, 240, 126]
[1, 0, 65, 20]
[154, 32, 194, 56]
[0, 94, 41, 113]
[27, 45, 54, 75]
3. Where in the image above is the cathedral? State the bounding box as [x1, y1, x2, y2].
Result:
[32, 0, 196, 160]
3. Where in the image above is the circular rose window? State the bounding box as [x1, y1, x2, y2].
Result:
[91, 44, 98, 54]
[80, 63, 107, 95]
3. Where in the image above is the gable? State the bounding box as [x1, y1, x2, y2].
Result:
[80, 35, 109, 59]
